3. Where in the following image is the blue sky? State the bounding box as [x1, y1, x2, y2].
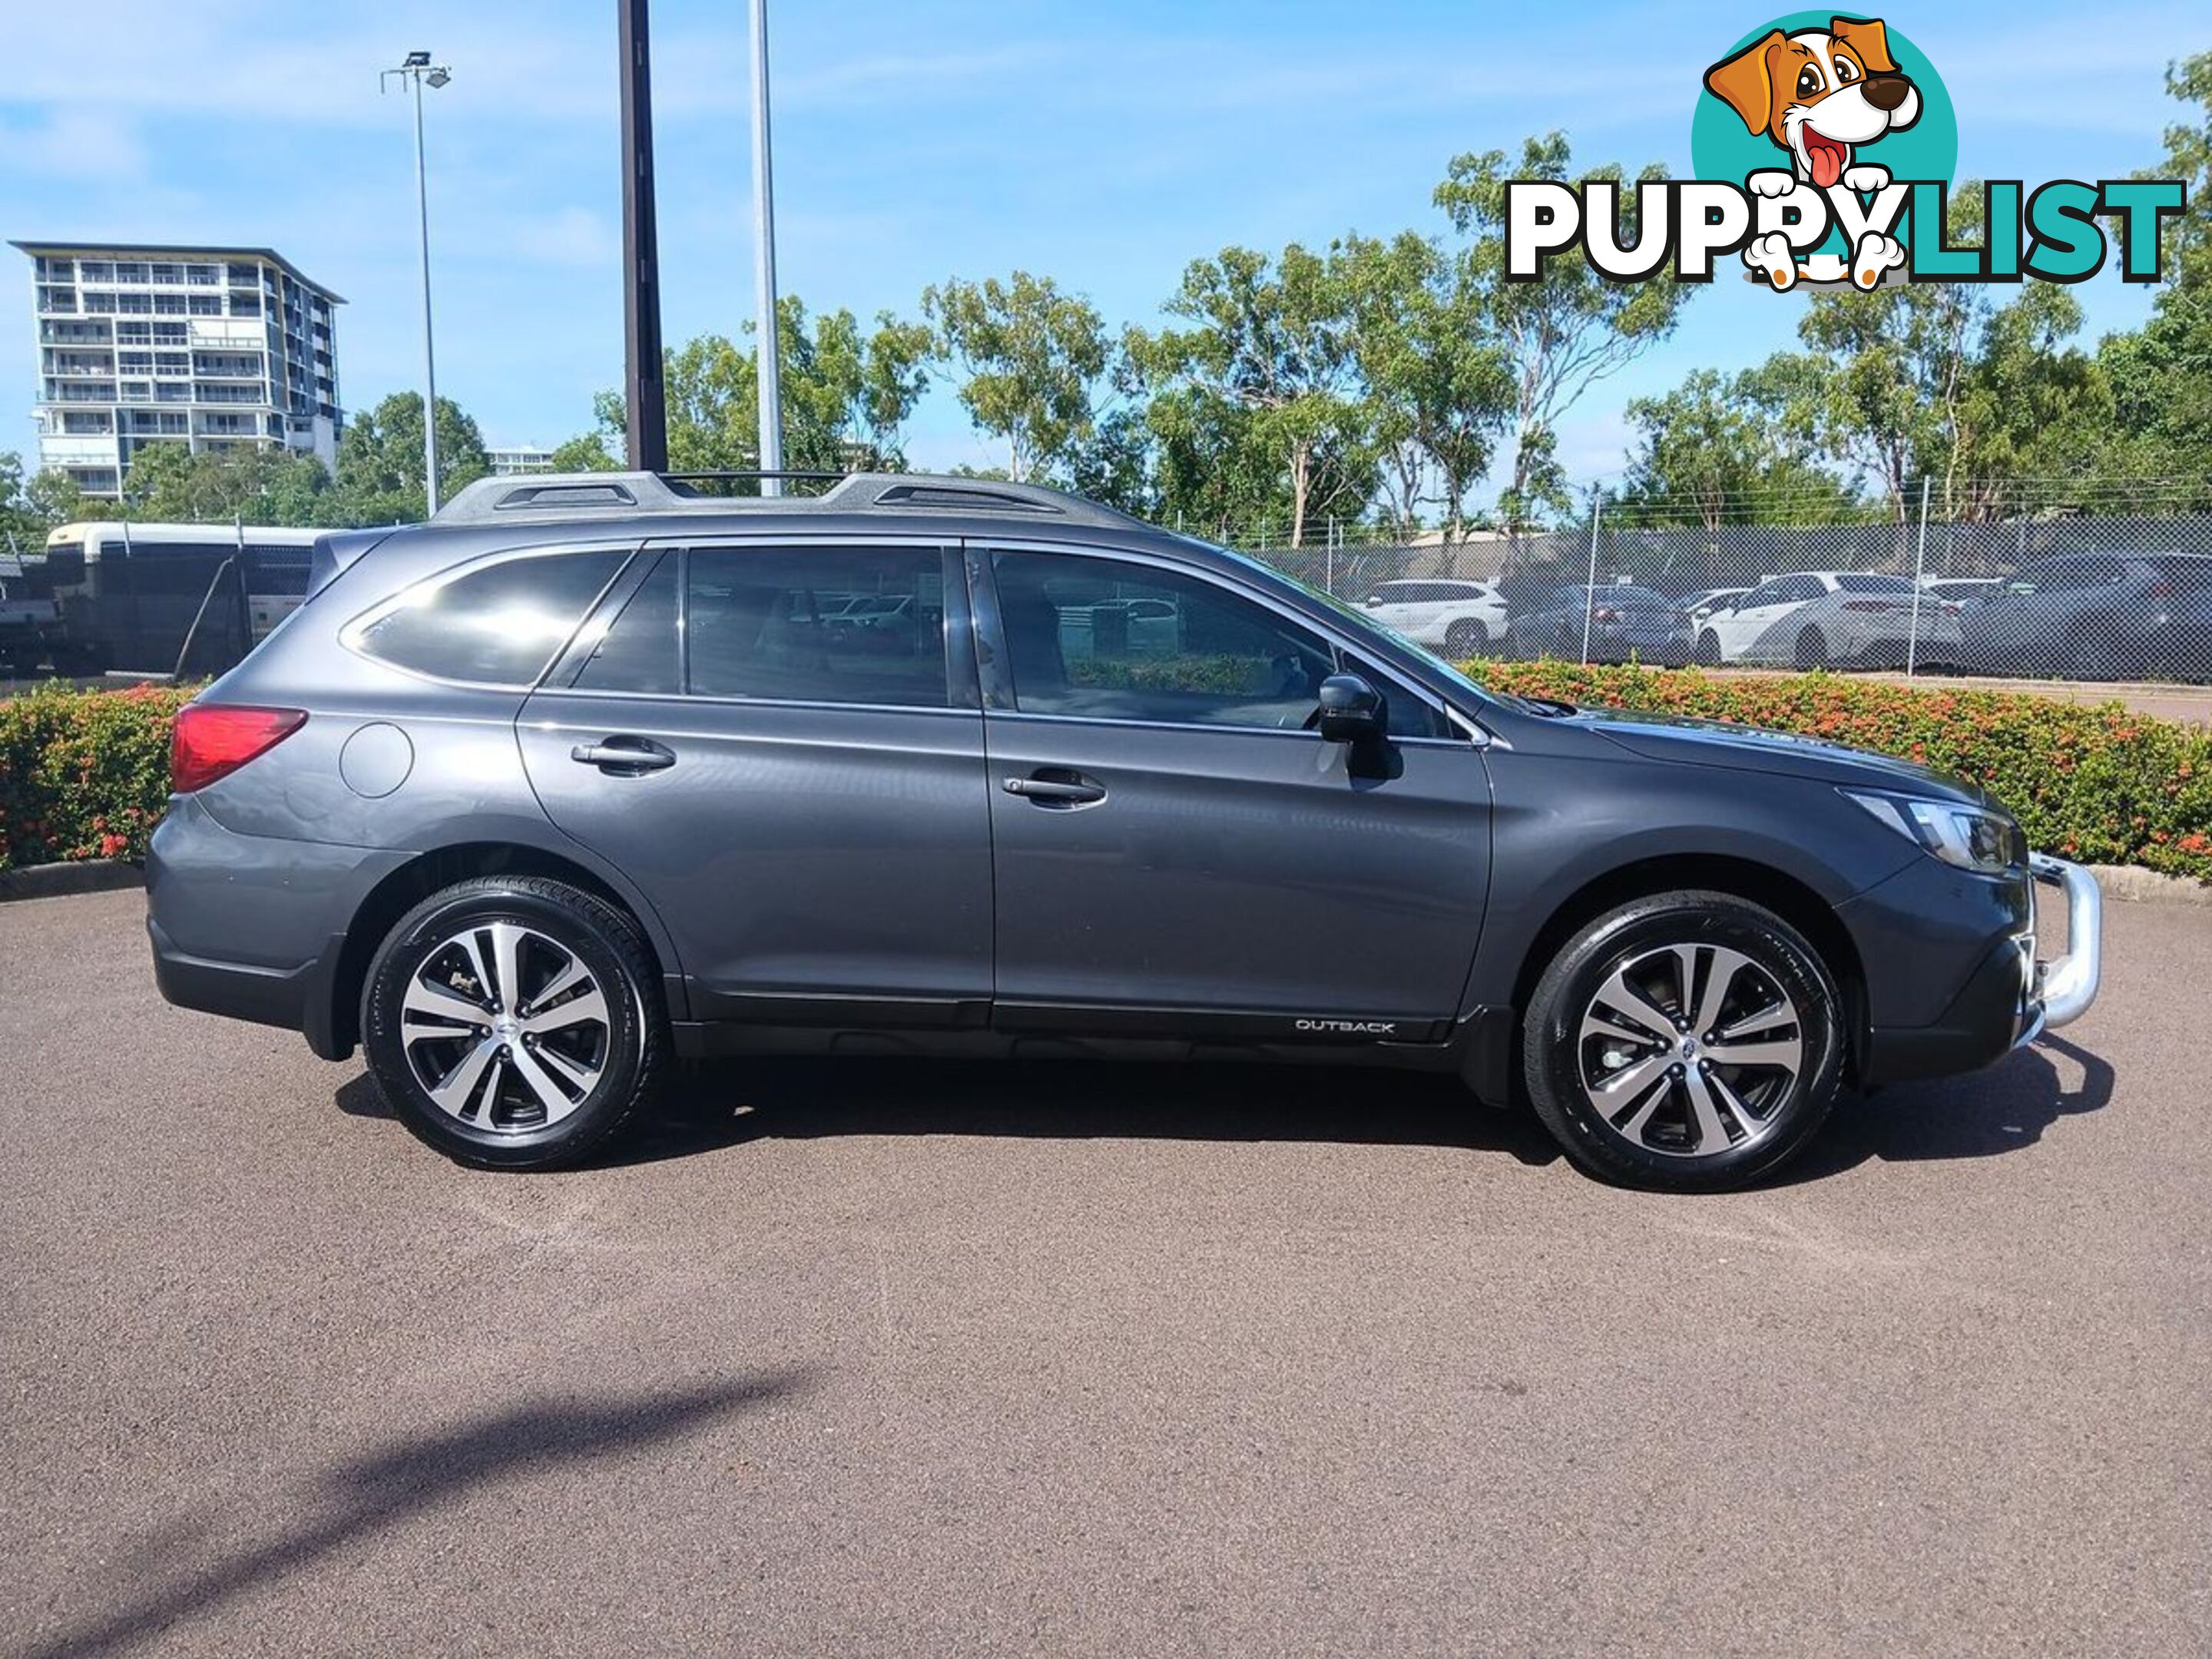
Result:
[2, 0, 2203, 494]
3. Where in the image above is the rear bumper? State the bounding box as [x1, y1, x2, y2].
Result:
[144, 795, 406, 1060]
[149, 916, 353, 1058]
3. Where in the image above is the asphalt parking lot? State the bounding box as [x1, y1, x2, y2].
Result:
[2, 889, 2207, 1657]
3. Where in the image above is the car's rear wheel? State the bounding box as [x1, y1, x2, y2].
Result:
[1696, 629, 1721, 666]
[1522, 892, 1845, 1191]
[1793, 626, 1828, 671]
[362, 876, 664, 1170]
[1444, 618, 1485, 658]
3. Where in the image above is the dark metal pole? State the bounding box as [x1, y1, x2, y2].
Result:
[618, 0, 667, 472]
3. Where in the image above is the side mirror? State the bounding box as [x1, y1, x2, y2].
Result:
[1316, 673, 1386, 746]
[1363, 595, 1382, 608]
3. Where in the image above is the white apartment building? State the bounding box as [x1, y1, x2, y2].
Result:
[15, 241, 343, 498]
[488, 443, 555, 475]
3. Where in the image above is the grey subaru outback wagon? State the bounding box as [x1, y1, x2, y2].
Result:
[147, 472, 2101, 1190]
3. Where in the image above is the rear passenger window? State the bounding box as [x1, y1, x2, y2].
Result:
[354, 549, 627, 685]
[686, 546, 948, 707]
[573, 555, 680, 694]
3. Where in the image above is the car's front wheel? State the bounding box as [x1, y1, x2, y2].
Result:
[1522, 892, 1845, 1191]
[362, 876, 664, 1170]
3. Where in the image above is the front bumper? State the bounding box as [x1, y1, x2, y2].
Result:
[1853, 852, 2101, 1086]
[2018, 853, 2103, 1041]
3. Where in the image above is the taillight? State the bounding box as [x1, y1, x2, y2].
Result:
[1593, 606, 1620, 623]
[171, 704, 307, 793]
[2148, 579, 2174, 601]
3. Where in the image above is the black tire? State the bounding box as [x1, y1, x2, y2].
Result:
[1792, 627, 1828, 671]
[1521, 891, 1846, 1192]
[1444, 618, 1484, 659]
[1695, 629, 1721, 666]
[361, 876, 665, 1170]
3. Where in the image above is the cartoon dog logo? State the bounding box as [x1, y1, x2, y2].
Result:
[1704, 16, 1923, 289]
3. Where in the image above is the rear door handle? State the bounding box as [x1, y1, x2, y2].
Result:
[571, 737, 677, 775]
[1002, 770, 1107, 807]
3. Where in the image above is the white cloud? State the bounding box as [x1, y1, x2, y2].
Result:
[0, 108, 147, 184]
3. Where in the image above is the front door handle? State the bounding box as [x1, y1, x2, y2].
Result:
[571, 737, 677, 776]
[1003, 770, 1107, 807]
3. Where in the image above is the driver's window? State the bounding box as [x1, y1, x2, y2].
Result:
[992, 550, 1334, 731]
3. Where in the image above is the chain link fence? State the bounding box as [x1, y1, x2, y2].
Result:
[1239, 497, 2212, 685]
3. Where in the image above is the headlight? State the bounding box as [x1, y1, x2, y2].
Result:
[1843, 790, 2025, 874]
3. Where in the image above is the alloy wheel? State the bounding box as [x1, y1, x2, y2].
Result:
[400, 921, 612, 1131]
[1575, 942, 1805, 1160]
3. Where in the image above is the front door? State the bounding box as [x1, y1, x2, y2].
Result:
[974, 544, 1492, 1040]
[517, 541, 995, 1025]
[1709, 578, 1806, 664]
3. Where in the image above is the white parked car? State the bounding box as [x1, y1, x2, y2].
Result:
[1683, 587, 1750, 624]
[1698, 571, 1963, 669]
[1360, 579, 1508, 655]
[1919, 577, 2004, 611]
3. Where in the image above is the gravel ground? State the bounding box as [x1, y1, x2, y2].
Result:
[1, 889, 2205, 1658]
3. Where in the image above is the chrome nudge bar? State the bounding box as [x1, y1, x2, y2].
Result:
[2029, 853, 2103, 1030]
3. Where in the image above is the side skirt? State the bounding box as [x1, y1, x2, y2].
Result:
[671, 1001, 1517, 1087]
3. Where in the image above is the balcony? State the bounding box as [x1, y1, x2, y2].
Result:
[40, 321, 111, 346]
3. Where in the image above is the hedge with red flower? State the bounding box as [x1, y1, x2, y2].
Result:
[0, 683, 194, 870]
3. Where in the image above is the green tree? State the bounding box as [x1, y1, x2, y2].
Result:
[546, 433, 618, 472]
[1611, 369, 1859, 532]
[1757, 186, 2115, 522]
[2, 452, 76, 548]
[116, 443, 335, 525]
[1131, 243, 1376, 547]
[2094, 51, 2212, 507]
[1339, 230, 1515, 543]
[1137, 385, 1293, 540]
[334, 392, 492, 523]
[1433, 134, 1691, 533]
[595, 299, 934, 480]
[924, 272, 1109, 483]
[23, 467, 104, 531]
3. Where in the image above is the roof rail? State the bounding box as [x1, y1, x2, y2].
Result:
[428, 470, 1150, 531]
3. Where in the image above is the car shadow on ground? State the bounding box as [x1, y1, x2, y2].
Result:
[19, 1373, 802, 1659]
[626, 1057, 1567, 1170]
[1780, 1033, 2115, 1184]
[332, 1033, 2113, 1184]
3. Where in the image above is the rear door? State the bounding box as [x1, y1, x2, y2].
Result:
[516, 539, 995, 1025]
[1714, 577, 1810, 663]
[973, 541, 1492, 1036]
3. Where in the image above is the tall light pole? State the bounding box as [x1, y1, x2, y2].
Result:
[617, 0, 667, 472]
[749, 0, 786, 494]
[382, 51, 452, 516]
